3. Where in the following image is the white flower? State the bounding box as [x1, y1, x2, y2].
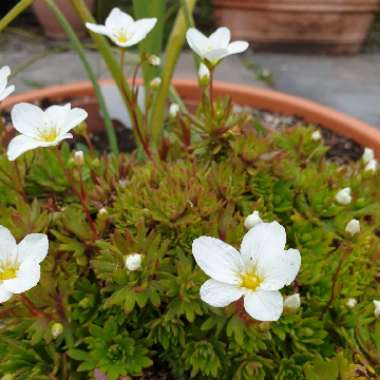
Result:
[244, 211, 263, 230]
[311, 130, 321, 141]
[192, 221, 301, 321]
[148, 55, 161, 66]
[150, 77, 162, 89]
[186, 27, 249, 67]
[73, 150, 84, 166]
[169, 103, 180, 118]
[365, 159, 378, 173]
[374, 300, 380, 318]
[0, 226, 49, 303]
[7, 103, 87, 161]
[198, 63, 210, 86]
[346, 298, 357, 308]
[362, 147, 374, 164]
[345, 219, 360, 236]
[86, 8, 157, 48]
[335, 187, 352, 205]
[284, 293, 301, 310]
[0, 66, 15, 102]
[125, 253, 142, 271]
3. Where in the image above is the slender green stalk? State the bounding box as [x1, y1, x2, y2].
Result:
[45, 0, 118, 154]
[150, 0, 197, 147]
[0, 0, 33, 32]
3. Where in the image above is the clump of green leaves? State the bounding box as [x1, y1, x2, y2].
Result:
[0, 99, 380, 380]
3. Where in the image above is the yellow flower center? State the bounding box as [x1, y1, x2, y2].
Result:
[0, 264, 18, 281]
[241, 272, 262, 291]
[39, 128, 59, 142]
[116, 30, 132, 44]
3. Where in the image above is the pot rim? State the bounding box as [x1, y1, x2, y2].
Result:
[2, 78, 380, 157]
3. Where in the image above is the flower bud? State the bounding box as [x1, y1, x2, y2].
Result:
[148, 55, 161, 66]
[150, 77, 162, 89]
[169, 103, 180, 118]
[284, 293, 301, 310]
[335, 187, 352, 205]
[346, 298, 357, 308]
[362, 147, 374, 164]
[311, 130, 321, 141]
[345, 219, 360, 236]
[51, 322, 64, 339]
[125, 253, 142, 271]
[97, 207, 109, 221]
[244, 211, 263, 230]
[374, 300, 380, 318]
[365, 159, 378, 173]
[73, 150, 84, 166]
[198, 63, 210, 87]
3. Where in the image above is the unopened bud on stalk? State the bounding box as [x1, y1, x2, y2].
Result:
[98, 207, 109, 220]
[150, 77, 162, 89]
[169, 103, 180, 118]
[51, 322, 64, 339]
[125, 253, 143, 271]
[148, 54, 161, 66]
[198, 63, 210, 87]
[311, 130, 321, 141]
[73, 150, 84, 166]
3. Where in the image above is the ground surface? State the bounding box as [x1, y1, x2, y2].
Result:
[1, 26, 380, 129]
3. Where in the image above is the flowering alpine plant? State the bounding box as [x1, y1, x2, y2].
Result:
[0, 4, 379, 380]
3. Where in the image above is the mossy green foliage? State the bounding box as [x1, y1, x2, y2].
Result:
[0, 99, 380, 379]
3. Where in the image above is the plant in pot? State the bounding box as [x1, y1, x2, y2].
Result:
[212, 0, 380, 54]
[0, 1, 380, 379]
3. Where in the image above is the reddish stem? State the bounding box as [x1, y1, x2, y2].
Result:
[20, 294, 52, 320]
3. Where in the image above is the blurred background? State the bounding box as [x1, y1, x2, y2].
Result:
[0, 0, 379, 127]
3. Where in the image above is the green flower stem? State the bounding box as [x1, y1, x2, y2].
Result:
[208, 67, 215, 119]
[44, 0, 118, 155]
[69, 0, 145, 154]
[150, 0, 197, 148]
[0, 0, 33, 32]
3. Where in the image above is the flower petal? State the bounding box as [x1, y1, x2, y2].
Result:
[200, 279, 242, 307]
[244, 290, 283, 321]
[192, 236, 243, 284]
[59, 107, 88, 135]
[11, 103, 45, 138]
[17, 233, 49, 264]
[240, 221, 286, 264]
[105, 7, 134, 30]
[227, 41, 249, 55]
[3, 260, 40, 294]
[209, 27, 231, 49]
[186, 28, 209, 58]
[7, 135, 43, 161]
[125, 18, 157, 47]
[259, 248, 301, 291]
[0, 84, 15, 102]
[0, 285, 12, 303]
[0, 225, 17, 262]
[85, 23, 109, 36]
[204, 48, 229, 64]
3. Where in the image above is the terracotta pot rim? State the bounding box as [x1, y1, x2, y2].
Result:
[2, 79, 380, 157]
[212, 0, 380, 12]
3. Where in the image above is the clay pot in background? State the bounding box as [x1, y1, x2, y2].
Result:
[32, 0, 95, 40]
[212, 0, 380, 54]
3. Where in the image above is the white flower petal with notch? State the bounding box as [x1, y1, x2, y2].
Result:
[200, 279, 242, 307]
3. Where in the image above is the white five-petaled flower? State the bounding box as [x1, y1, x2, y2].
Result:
[346, 298, 357, 308]
[192, 221, 301, 321]
[284, 293, 301, 310]
[362, 147, 374, 164]
[0, 66, 15, 102]
[0, 225, 49, 303]
[244, 211, 263, 230]
[186, 27, 249, 67]
[374, 300, 380, 318]
[86, 8, 157, 48]
[335, 187, 352, 205]
[365, 159, 378, 173]
[311, 130, 321, 141]
[7, 103, 88, 161]
[125, 253, 143, 271]
[345, 219, 360, 236]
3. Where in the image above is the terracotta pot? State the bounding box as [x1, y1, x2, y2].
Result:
[2, 79, 380, 157]
[212, 0, 380, 54]
[33, 0, 95, 40]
